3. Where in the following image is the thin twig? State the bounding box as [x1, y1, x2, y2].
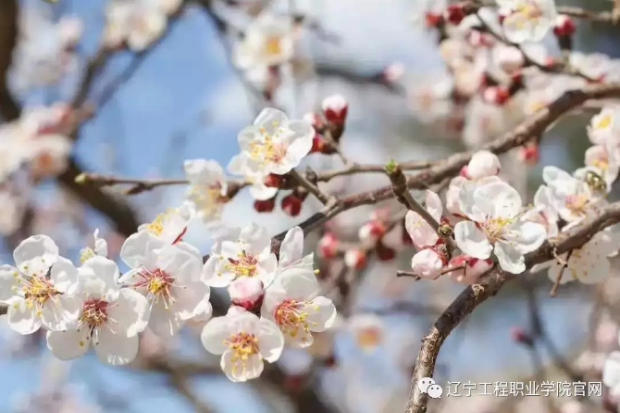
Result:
[289, 169, 330, 204]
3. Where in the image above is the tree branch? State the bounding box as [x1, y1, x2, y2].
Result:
[405, 201, 620, 413]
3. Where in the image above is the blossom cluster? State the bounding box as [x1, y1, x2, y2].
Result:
[0, 201, 335, 381]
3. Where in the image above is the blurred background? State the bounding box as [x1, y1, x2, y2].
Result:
[0, 0, 620, 412]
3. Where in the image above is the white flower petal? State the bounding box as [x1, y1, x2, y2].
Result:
[454, 221, 492, 259]
[94, 328, 139, 365]
[41, 295, 81, 331]
[201, 256, 236, 287]
[279, 226, 304, 268]
[171, 281, 212, 321]
[13, 234, 58, 277]
[305, 296, 337, 332]
[504, 221, 547, 254]
[239, 223, 271, 255]
[274, 266, 319, 299]
[50, 256, 78, 294]
[257, 318, 284, 363]
[80, 257, 120, 297]
[108, 288, 150, 337]
[46, 329, 90, 360]
[148, 301, 183, 339]
[254, 108, 289, 136]
[221, 350, 264, 382]
[603, 352, 620, 389]
[201, 316, 234, 355]
[0, 265, 18, 302]
[120, 230, 165, 269]
[7, 297, 40, 334]
[494, 241, 526, 274]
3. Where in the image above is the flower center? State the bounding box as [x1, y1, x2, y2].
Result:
[133, 268, 176, 309]
[80, 247, 95, 263]
[274, 299, 317, 342]
[481, 217, 512, 242]
[355, 327, 382, 349]
[596, 114, 612, 130]
[565, 193, 590, 215]
[249, 131, 287, 164]
[224, 251, 259, 278]
[515, 1, 542, 19]
[21, 276, 59, 312]
[264, 36, 283, 56]
[225, 331, 260, 375]
[79, 298, 109, 333]
[146, 212, 166, 235]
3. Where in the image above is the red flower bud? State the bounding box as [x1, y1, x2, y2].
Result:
[321, 95, 348, 125]
[282, 194, 303, 216]
[445, 4, 466, 25]
[553, 15, 576, 37]
[318, 232, 339, 259]
[254, 198, 276, 213]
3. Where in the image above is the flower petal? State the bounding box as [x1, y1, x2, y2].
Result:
[239, 223, 271, 255]
[41, 295, 81, 331]
[221, 350, 264, 382]
[46, 329, 90, 360]
[275, 266, 319, 300]
[254, 108, 289, 136]
[108, 288, 150, 337]
[94, 328, 139, 365]
[494, 241, 526, 274]
[0, 265, 18, 302]
[603, 352, 620, 389]
[50, 256, 78, 294]
[258, 318, 284, 363]
[201, 316, 234, 355]
[279, 226, 304, 268]
[201, 255, 235, 287]
[504, 220, 547, 254]
[454, 221, 492, 259]
[7, 297, 40, 334]
[148, 301, 183, 339]
[171, 281, 212, 321]
[80, 257, 120, 297]
[13, 234, 58, 277]
[306, 296, 337, 332]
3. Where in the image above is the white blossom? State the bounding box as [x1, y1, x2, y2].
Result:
[278, 226, 314, 271]
[184, 159, 228, 225]
[587, 106, 620, 145]
[455, 179, 547, 274]
[521, 185, 559, 238]
[201, 307, 284, 382]
[79, 229, 108, 263]
[0, 235, 80, 334]
[261, 266, 336, 347]
[46, 257, 150, 365]
[228, 108, 314, 179]
[119, 231, 212, 338]
[137, 203, 194, 245]
[202, 223, 277, 287]
[497, 0, 557, 44]
[104, 0, 179, 51]
[543, 166, 605, 225]
[233, 14, 295, 70]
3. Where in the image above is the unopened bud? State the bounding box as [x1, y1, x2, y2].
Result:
[303, 112, 324, 131]
[318, 232, 339, 259]
[359, 220, 386, 246]
[263, 174, 282, 188]
[375, 241, 396, 261]
[228, 277, 264, 312]
[254, 198, 276, 213]
[321, 94, 348, 125]
[553, 15, 576, 37]
[444, 4, 466, 25]
[424, 12, 443, 28]
[344, 248, 367, 269]
[282, 194, 303, 217]
[482, 85, 511, 105]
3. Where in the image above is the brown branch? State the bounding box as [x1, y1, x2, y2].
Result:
[0, 0, 19, 121]
[405, 201, 620, 413]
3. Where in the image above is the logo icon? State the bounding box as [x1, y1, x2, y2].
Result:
[417, 377, 443, 399]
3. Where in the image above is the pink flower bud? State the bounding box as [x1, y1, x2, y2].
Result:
[482, 85, 511, 105]
[466, 150, 501, 180]
[321, 94, 348, 125]
[358, 220, 386, 246]
[282, 194, 302, 216]
[345, 248, 367, 269]
[254, 198, 276, 213]
[228, 278, 264, 311]
[318, 232, 339, 259]
[554, 15, 576, 37]
[410, 249, 445, 279]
